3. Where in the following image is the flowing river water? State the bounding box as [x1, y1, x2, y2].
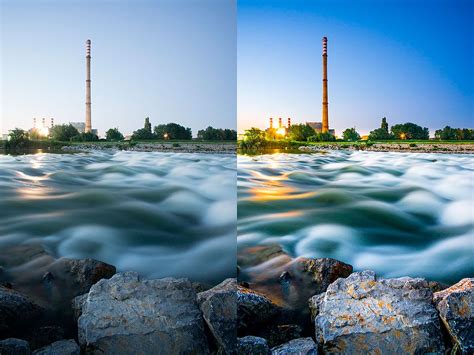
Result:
[238, 151, 473, 288]
[0, 151, 236, 287]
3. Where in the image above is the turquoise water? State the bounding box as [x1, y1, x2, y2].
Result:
[238, 151, 474, 284]
[0, 151, 236, 285]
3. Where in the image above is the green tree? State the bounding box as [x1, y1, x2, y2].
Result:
[106, 128, 124, 141]
[287, 124, 316, 141]
[435, 126, 474, 140]
[307, 132, 336, 142]
[369, 117, 393, 140]
[197, 126, 237, 140]
[391, 123, 429, 140]
[144, 117, 152, 134]
[381, 117, 389, 133]
[342, 128, 360, 141]
[154, 123, 192, 140]
[72, 132, 99, 142]
[6, 128, 29, 148]
[239, 127, 266, 149]
[50, 124, 80, 141]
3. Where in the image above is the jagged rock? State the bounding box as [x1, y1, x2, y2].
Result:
[237, 285, 280, 335]
[27, 326, 65, 350]
[0, 338, 31, 355]
[0, 286, 45, 338]
[197, 278, 236, 353]
[236, 336, 270, 355]
[271, 337, 318, 355]
[32, 340, 79, 355]
[308, 293, 324, 321]
[261, 324, 303, 348]
[71, 293, 87, 322]
[45, 258, 116, 296]
[77, 272, 210, 354]
[295, 258, 353, 293]
[434, 278, 473, 354]
[313, 270, 445, 354]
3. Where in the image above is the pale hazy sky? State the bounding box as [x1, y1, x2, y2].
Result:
[238, 0, 473, 136]
[1, 0, 236, 136]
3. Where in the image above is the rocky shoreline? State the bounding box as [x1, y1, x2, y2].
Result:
[1, 245, 472, 354]
[61, 142, 236, 154]
[299, 142, 474, 154]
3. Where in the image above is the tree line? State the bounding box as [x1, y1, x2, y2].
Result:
[3, 117, 237, 147]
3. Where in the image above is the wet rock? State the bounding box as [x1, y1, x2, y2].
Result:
[237, 284, 280, 335]
[238, 244, 288, 268]
[261, 324, 303, 348]
[77, 272, 209, 354]
[0, 338, 31, 355]
[27, 326, 65, 350]
[271, 337, 318, 355]
[45, 258, 116, 296]
[313, 270, 445, 354]
[32, 339, 79, 355]
[236, 336, 270, 355]
[0, 285, 45, 338]
[308, 293, 324, 321]
[71, 293, 87, 322]
[295, 257, 353, 294]
[434, 278, 473, 354]
[197, 278, 236, 354]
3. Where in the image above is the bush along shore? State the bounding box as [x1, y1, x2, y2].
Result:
[1, 244, 472, 354]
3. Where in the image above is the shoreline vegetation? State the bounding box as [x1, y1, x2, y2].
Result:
[1, 243, 472, 353]
[238, 118, 474, 155]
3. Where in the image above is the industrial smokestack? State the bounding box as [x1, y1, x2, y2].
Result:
[287, 117, 291, 128]
[278, 117, 282, 128]
[33, 118, 36, 128]
[51, 118, 54, 128]
[322, 37, 329, 133]
[85, 39, 92, 133]
[42, 117, 45, 128]
[269, 117, 273, 129]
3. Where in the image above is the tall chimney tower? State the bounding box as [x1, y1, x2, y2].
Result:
[85, 40, 92, 133]
[269, 117, 273, 129]
[287, 117, 291, 128]
[278, 117, 282, 128]
[322, 37, 329, 133]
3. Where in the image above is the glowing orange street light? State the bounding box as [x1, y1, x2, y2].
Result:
[400, 133, 406, 140]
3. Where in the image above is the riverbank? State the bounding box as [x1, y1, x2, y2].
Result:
[61, 141, 236, 154]
[1, 243, 472, 354]
[299, 141, 474, 154]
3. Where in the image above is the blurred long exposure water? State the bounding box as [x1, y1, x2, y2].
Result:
[238, 151, 473, 284]
[0, 151, 236, 285]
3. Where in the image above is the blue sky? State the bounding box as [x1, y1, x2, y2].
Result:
[1, 0, 236, 136]
[238, 0, 473, 135]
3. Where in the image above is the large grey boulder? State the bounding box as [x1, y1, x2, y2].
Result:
[237, 284, 280, 334]
[236, 336, 270, 355]
[77, 272, 210, 354]
[271, 337, 318, 355]
[197, 278, 236, 353]
[0, 338, 30, 355]
[0, 286, 45, 338]
[312, 271, 445, 354]
[32, 339, 80, 355]
[434, 278, 473, 354]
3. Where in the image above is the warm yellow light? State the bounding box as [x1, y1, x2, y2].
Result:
[164, 133, 169, 139]
[276, 127, 286, 136]
[39, 127, 49, 136]
[400, 133, 406, 140]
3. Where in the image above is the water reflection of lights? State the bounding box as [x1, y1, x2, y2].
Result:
[245, 186, 317, 201]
